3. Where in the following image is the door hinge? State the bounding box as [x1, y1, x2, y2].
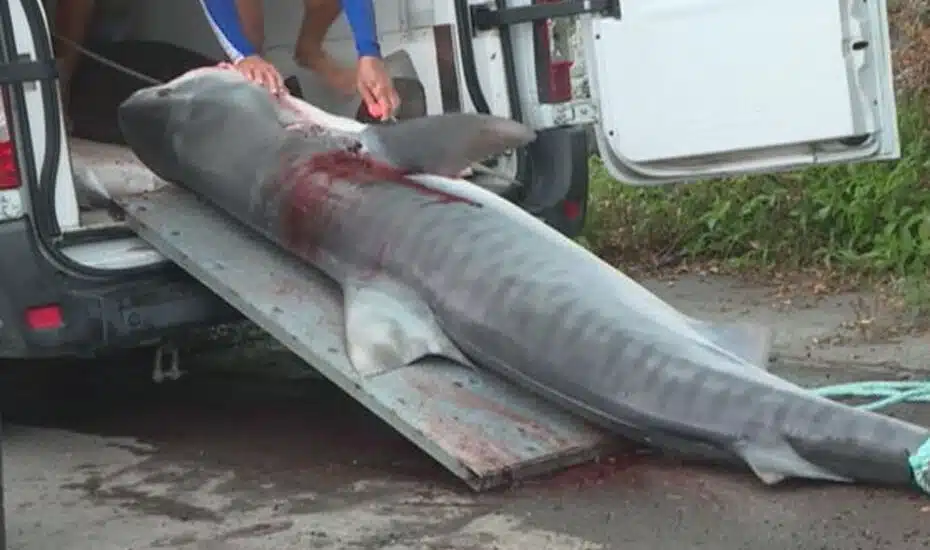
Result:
[0, 56, 58, 86]
[470, 0, 621, 32]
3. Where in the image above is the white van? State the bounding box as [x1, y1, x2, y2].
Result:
[0, 0, 899, 359]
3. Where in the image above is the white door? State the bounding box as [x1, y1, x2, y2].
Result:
[581, 0, 899, 185]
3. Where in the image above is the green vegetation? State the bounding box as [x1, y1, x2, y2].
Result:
[584, 97, 930, 282]
[582, 3, 930, 297]
[579, 2, 930, 318]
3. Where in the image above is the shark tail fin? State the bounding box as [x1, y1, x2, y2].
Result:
[358, 113, 536, 177]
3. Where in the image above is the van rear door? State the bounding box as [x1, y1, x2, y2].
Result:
[582, 0, 899, 185]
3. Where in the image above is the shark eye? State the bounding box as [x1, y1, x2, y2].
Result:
[156, 88, 171, 98]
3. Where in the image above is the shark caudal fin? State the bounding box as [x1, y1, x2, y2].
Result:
[358, 113, 536, 177]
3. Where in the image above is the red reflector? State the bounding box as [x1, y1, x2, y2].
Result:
[0, 139, 18, 190]
[563, 200, 581, 221]
[1, 86, 20, 189]
[533, 0, 574, 104]
[547, 59, 574, 104]
[25, 305, 64, 331]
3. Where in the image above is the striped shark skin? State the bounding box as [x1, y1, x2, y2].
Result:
[117, 67, 930, 495]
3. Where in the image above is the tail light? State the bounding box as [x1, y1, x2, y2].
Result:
[533, 0, 575, 104]
[0, 86, 21, 190]
[25, 304, 64, 331]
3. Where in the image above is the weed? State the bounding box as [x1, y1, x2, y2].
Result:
[585, 95, 930, 282]
[582, 2, 930, 320]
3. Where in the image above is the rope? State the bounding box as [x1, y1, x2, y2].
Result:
[911, 439, 930, 494]
[811, 379, 930, 495]
[811, 380, 930, 412]
[53, 34, 162, 85]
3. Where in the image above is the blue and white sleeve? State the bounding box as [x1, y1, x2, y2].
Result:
[198, 0, 258, 62]
[342, 0, 381, 59]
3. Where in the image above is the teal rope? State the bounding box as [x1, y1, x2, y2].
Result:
[811, 381, 930, 412]
[811, 379, 930, 495]
[910, 439, 930, 494]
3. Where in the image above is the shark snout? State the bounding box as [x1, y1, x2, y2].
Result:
[118, 86, 175, 133]
[117, 85, 187, 181]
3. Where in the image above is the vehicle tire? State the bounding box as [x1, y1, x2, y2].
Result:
[513, 125, 590, 238]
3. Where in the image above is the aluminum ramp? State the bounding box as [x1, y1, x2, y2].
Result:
[117, 187, 610, 491]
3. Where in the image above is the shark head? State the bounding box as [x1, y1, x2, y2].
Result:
[118, 65, 538, 186]
[117, 66, 283, 183]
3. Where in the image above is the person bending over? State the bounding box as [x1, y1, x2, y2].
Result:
[199, 0, 400, 120]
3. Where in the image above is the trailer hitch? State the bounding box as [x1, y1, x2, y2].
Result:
[151, 341, 184, 384]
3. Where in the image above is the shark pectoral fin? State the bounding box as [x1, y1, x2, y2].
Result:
[343, 276, 471, 379]
[735, 441, 852, 486]
[358, 113, 536, 177]
[690, 319, 774, 369]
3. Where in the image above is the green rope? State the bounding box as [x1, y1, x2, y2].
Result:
[811, 381, 930, 412]
[811, 379, 930, 495]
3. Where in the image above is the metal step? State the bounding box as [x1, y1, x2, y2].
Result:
[117, 187, 610, 491]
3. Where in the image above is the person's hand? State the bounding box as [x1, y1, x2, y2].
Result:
[356, 56, 400, 121]
[234, 55, 286, 96]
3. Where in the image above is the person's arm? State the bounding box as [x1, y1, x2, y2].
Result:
[198, 0, 262, 62]
[341, 0, 380, 59]
[199, 0, 284, 94]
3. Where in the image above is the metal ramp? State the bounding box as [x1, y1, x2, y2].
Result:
[117, 187, 610, 491]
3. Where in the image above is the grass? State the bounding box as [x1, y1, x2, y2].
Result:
[580, 2, 930, 303]
[583, 96, 930, 284]
[581, 93, 930, 322]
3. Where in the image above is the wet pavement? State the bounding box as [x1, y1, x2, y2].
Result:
[1, 347, 929, 550]
[3, 275, 930, 549]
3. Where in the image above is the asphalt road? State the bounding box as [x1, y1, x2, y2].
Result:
[0, 346, 928, 550]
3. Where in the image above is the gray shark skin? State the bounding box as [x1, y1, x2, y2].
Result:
[117, 67, 930, 495]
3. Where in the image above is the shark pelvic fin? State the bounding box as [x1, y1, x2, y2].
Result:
[358, 113, 536, 177]
[343, 274, 472, 379]
[735, 440, 852, 486]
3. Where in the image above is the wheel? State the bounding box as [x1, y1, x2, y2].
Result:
[513, 125, 591, 238]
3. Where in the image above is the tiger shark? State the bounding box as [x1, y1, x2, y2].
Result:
[116, 66, 930, 495]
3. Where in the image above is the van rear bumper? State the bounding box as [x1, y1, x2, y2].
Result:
[0, 219, 239, 359]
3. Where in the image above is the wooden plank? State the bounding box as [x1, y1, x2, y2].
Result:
[117, 187, 610, 490]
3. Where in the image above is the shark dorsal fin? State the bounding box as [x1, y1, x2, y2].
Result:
[358, 113, 536, 177]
